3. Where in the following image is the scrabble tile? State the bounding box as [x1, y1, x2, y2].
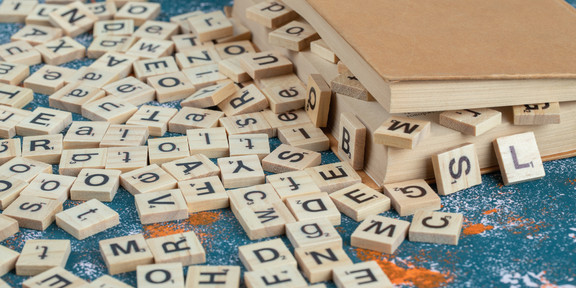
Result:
[181, 80, 238, 108]
[214, 18, 252, 43]
[49, 84, 106, 114]
[89, 51, 139, 78]
[351, 215, 410, 254]
[20, 173, 75, 202]
[146, 231, 206, 265]
[59, 148, 107, 176]
[170, 11, 204, 34]
[246, 0, 298, 29]
[278, 124, 330, 152]
[493, 131, 546, 185]
[263, 109, 311, 137]
[294, 245, 352, 283]
[105, 146, 148, 173]
[56, 199, 119, 240]
[0, 106, 31, 138]
[120, 164, 178, 195]
[134, 189, 188, 224]
[0, 176, 27, 210]
[218, 84, 269, 117]
[24, 65, 76, 95]
[305, 162, 362, 194]
[81, 96, 138, 124]
[439, 108, 502, 136]
[262, 144, 320, 174]
[331, 72, 374, 102]
[188, 11, 233, 42]
[0, 157, 52, 183]
[87, 35, 137, 58]
[330, 183, 390, 222]
[89, 275, 133, 288]
[126, 38, 174, 59]
[63, 121, 110, 149]
[168, 107, 224, 134]
[382, 179, 441, 216]
[133, 20, 179, 40]
[187, 127, 229, 158]
[337, 112, 366, 170]
[0, 0, 38, 23]
[305, 74, 331, 128]
[432, 143, 482, 195]
[0, 138, 22, 165]
[147, 71, 196, 103]
[35, 36, 85, 65]
[16, 239, 69, 275]
[333, 261, 393, 288]
[409, 210, 464, 245]
[0, 41, 41, 65]
[0, 214, 19, 242]
[48, 2, 98, 37]
[134, 56, 181, 82]
[26, 4, 62, 26]
[70, 66, 123, 88]
[99, 124, 148, 147]
[171, 33, 203, 52]
[175, 46, 222, 69]
[218, 57, 251, 83]
[239, 239, 297, 272]
[99, 234, 154, 275]
[0, 84, 33, 109]
[22, 267, 87, 288]
[513, 102, 561, 125]
[11, 25, 63, 46]
[233, 201, 296, 240]
[219, 112, 274, 137]
[212, 41, 254, 61]
[162, 154, 220, 182]
[310, 39, 338, 64]
[374, 116, 431, 149]
[186, 266, 240, 288]
[148, 136, 190, 165]
[136, 263, 184, 288]
[114, 2, 160, 26]
[258, 74, 307, 114]
[86, 1, 117, 21]
[227, 183, 281, 211]
[286, 218, 342, 249]
[228, 133, 270, 160]
[0, 62, 29, 85]
[239, 51, 293, 80]
[244, 265, 307, 288]
[103, 76, 156, 106]
[269, 20, 320, 51]
[0, 245, 19, 276]
[126, 105, 178, 136]
[70, 169, 122, 202]
[266, 170, 322, 201]
[286, 192, 341, 225]
[179, 176, 228, 213]
[182, 64, 227, 88]
[218, 155, 265, 189]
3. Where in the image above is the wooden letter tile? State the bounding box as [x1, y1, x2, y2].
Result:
[134, 189, 188, 224]
[432, 143, 482, 195]
[134, 20, 179, 40]
[244, 265, 308, 288]
[170, 11, 204, 34]
[214, 40, 256, 60]
[218, 84, 269, 117]
[147, 71, 196, 103]
[305, 74, 331, 128]
[186, 265, 240, 288]
[63, 121, 110, 149]
[81, 96, 138, 124]
[337, 112, 366, 170]
[374, 116, 431, 149]
[175, 46, 222, 69]
[136, 263, 184, 288]
[246, 0, 298, 29]
[331, 72, 374, 102]
[262, 144, 320, 174]
[86, 1, 117, 21]
[0, 245, 19, 276]
[218, 155, 265, 189]
[49, 83, 106, 114]
[182, 64, 227, 88]
[513, 102, 561, 125]
[493, 131, 546, 185]
[186, 127, 229, 158]
[11, 25, 63, 46]
[16, 107, 72, 136]
[148, 136, 190, 165]
[22, 267, 87, 288]
[171, 33, 203, 52]
[99, 124, 149, 147]
[133, 56, 180, 82]
[0, 157, 52, 183]
[0, 41, 42, 65]
[310, 39, 338, 63]
[126, 105, 178, 136]
[239, 238, 297, 271]
[285, 218, 342, 249]
[239, 51, 293, 79]
[332, 261, 393, 288]
[26, 4, 62, 26]
[382, 179, 441, 216]
[262, 109, 312, 137]
[188, 11, 233, 42]
[35, 37, 85, 65]
[126, 38, 174, 60]
[351, 215, 410, 254]
[219, 112, 273, 137]
[181, 80, 238, 108]
[102, 76, 156, 106]
[99, 234, 154, 274]
[266, 170, 322, 201]
[305, 162, 362, 193]
[87, 35, 137, 58]
[294, 245, 352, 283]
[0, 62, 29, 85]
[0, 176, 28, 210]
[161, 154, 220, 182]
[0, 106, 32, 138]
[70, 66, 122, 88]
[146, 231, 206, 265]
[70, 168, 121, 202]
[105, 146, 148, 173]
[59, 148, 107, 176]
[24, 65, 76, 95]
[89, 51, 139, 78]
[48, 2, 98, 37]
[0, 138, 22, 165]
[258, 74, 306, 114]
[20, 173, 75, 203]
[286, 192, 341, 225]
[218, 57, 251, 83]
[233, 202, 296, 240]
[439, 108, 502, 136]
[114, 2, 160, 26]
[168, 107, 224, 134]
[269, 20, 320, 51]
[16, 239, 70, 276]
[409, 210, 464, 245]
[55, 199, 119, 240]
[227, 183, 281, 211]
[0, 214, 19, 242]
[0, 0, 38, 23]
[179, 176, 228, 213]
[229, 133, 270, 160]
[120, 164, 178, 195]
[0, 84, 34, 109]
[330, 183, 390, 222]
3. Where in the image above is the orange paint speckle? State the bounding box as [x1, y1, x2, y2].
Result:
[355, 248, 454, 288]
[463, 223, 494, 235]
[482, 208, 498, 215]
[143, 211, 222, 238]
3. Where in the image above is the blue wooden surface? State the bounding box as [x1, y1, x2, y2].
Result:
[1, 0, 576, 287]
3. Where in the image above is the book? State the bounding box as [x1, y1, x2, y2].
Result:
[282, 0, 576, 113]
